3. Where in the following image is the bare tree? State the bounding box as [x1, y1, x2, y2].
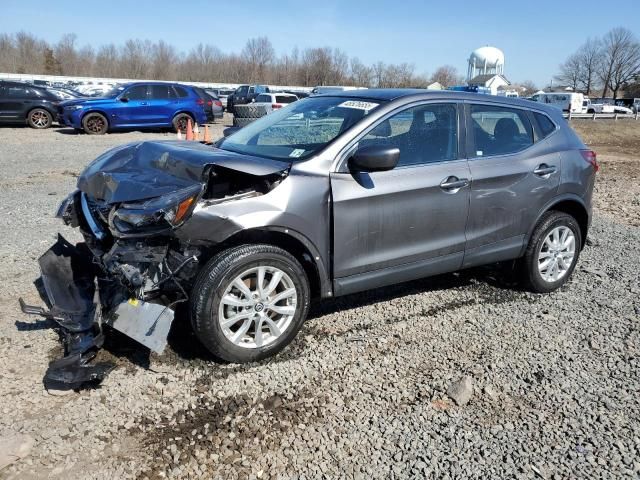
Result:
[555, 53, 582, 90]
[430, 65, 462, 87]
[600, 27, 640, 98]
[520, 80, 538, 96]
[576, 38, 601, 95]
[242, 37, 275, 83]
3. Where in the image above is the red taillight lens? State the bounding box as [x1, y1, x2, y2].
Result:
[580, 149, 599, 172]
[272, 104, 282, 109]
[196, 98, 204, 105]
[214, 100, 222, 107]
[207, 100, 212, 106]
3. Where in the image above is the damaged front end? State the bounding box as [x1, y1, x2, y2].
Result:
[20, 140, 289, 389]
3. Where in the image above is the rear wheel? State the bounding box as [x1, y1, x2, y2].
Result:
[172, 113, 194, 134]
[521, 211, 582, 293]
[82, 112, 108, 135]
[191, 244, 310, 363]
[27, 108, 52, 129]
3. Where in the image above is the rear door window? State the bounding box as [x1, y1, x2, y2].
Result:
[149, 85, 170, 99]
[255, 94, 270, 103]
[470, 105, 533, 157]
[171, 86, 189, 98]
[276, 96, 296, 104]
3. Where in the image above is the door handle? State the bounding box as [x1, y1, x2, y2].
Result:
[440, 176, 470, 192]
[533, 164, 557, 177]
[140, 102, 149, 106]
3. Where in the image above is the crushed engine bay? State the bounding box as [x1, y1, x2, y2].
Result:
[20, 140, 290, 389]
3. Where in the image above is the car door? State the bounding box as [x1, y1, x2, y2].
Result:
[0, 85, 30, 121]
[330, 102, 471, 294]
[113, 84, 149, 126]
[146, 84, 175, 125]
[462, 103, 561, 267]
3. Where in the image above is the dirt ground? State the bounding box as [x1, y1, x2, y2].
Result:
[0, 117, 638, 479]
[572, 120, 640, 226]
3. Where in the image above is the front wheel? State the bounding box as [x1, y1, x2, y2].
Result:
[172, 113, 193, 134]
[191, 244, 310, 363]
[521, 211, 582, 293]
[82, 112, 108, 135]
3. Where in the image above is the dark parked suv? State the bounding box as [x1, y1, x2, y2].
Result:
[21, 90, 597, 388]
[227, 84, 270, 113]
[0, 80, 59, 129]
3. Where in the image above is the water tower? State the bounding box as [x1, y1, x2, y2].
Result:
[467, 46, 505, 80]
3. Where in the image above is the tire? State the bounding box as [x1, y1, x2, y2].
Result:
[233, 104, 267, 119]
[172, 113, 194, 134]
[233, 117, 256, 128]
[191, 244, 310, 363]
[82, 112, 108, 135]
[521, 211, 582, 293]
[27, 108, 53, 129]
[587, 109, 595, 114]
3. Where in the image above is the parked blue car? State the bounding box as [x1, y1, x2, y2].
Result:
[58, 82, 208, 135]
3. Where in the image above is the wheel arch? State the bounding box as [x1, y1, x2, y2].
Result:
[80, 109, 111, 127]
[525, 195, 590, 252]
[196, 227, 331, 300]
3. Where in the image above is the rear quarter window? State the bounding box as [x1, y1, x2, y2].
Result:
[533, 112, 557, 139]
[255, 94, 270, 103]
[172, 86, 189, 98]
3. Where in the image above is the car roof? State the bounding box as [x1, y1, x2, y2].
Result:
[318, 88, 560, 112]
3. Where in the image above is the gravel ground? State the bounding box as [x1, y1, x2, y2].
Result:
[0, 119, 638, 479]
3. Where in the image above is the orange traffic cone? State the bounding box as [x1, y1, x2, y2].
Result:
[203, 124, 212, 143]
[193, 123, 200, 141]
[186, 118, 194, 141]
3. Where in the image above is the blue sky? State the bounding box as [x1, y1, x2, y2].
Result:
[1, 0, 638, 86]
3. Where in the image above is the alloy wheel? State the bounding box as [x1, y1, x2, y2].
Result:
[537, 226, 576, 282]
[86, 116, 105, 133]
[30, 110, 49, 128]
[218, 266, 297, 349]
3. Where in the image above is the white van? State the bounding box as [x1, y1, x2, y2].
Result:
[534, 92, 584, 113]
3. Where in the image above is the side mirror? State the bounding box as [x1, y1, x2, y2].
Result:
[223, 127, 240, 137]
[119, 96, 129, 103]
[348, 145, 400, 172]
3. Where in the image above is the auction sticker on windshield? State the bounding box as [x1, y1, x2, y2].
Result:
[289, 149, 305, 158]
[339, 101, 379, 111]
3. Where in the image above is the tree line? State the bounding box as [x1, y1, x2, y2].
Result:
[0, 32, 471, 89]
[556, 27, 640, 98]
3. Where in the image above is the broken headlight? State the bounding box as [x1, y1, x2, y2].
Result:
[111, 184, 204, 235]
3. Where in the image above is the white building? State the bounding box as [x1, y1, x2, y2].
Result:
[468, 74, 511, 95]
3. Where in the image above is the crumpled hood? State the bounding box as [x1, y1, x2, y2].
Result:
[77, 141, 290, 204]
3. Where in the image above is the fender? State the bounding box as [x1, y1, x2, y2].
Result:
[520, 193, 590, 256]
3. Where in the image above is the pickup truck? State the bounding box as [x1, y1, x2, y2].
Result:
[227, 84, 270, 114]
[582, 99, 615, 114]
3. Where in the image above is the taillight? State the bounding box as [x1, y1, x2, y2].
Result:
[207, 100, 212, 106]
[196, 98, 204, 105]
[580, 149, 599, 172]
[214, 100, 222, 107]
[272, 104, 282, 109]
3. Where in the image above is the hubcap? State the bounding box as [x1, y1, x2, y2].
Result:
[87, 116, 104, 133]
[31, 111, 48, 127]
[537, 226, 576, 282]
[218, 266, 297, 349]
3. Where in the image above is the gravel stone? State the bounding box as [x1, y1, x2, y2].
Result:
[447, 376, 474, 406]
[0, 120, 638, 479]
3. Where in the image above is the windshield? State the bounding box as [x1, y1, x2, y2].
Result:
[218, 96, 381, 161]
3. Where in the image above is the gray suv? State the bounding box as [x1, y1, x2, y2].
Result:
[21, 90, 598, 389]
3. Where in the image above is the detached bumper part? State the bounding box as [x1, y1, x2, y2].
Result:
[19, 235, 176, 390]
